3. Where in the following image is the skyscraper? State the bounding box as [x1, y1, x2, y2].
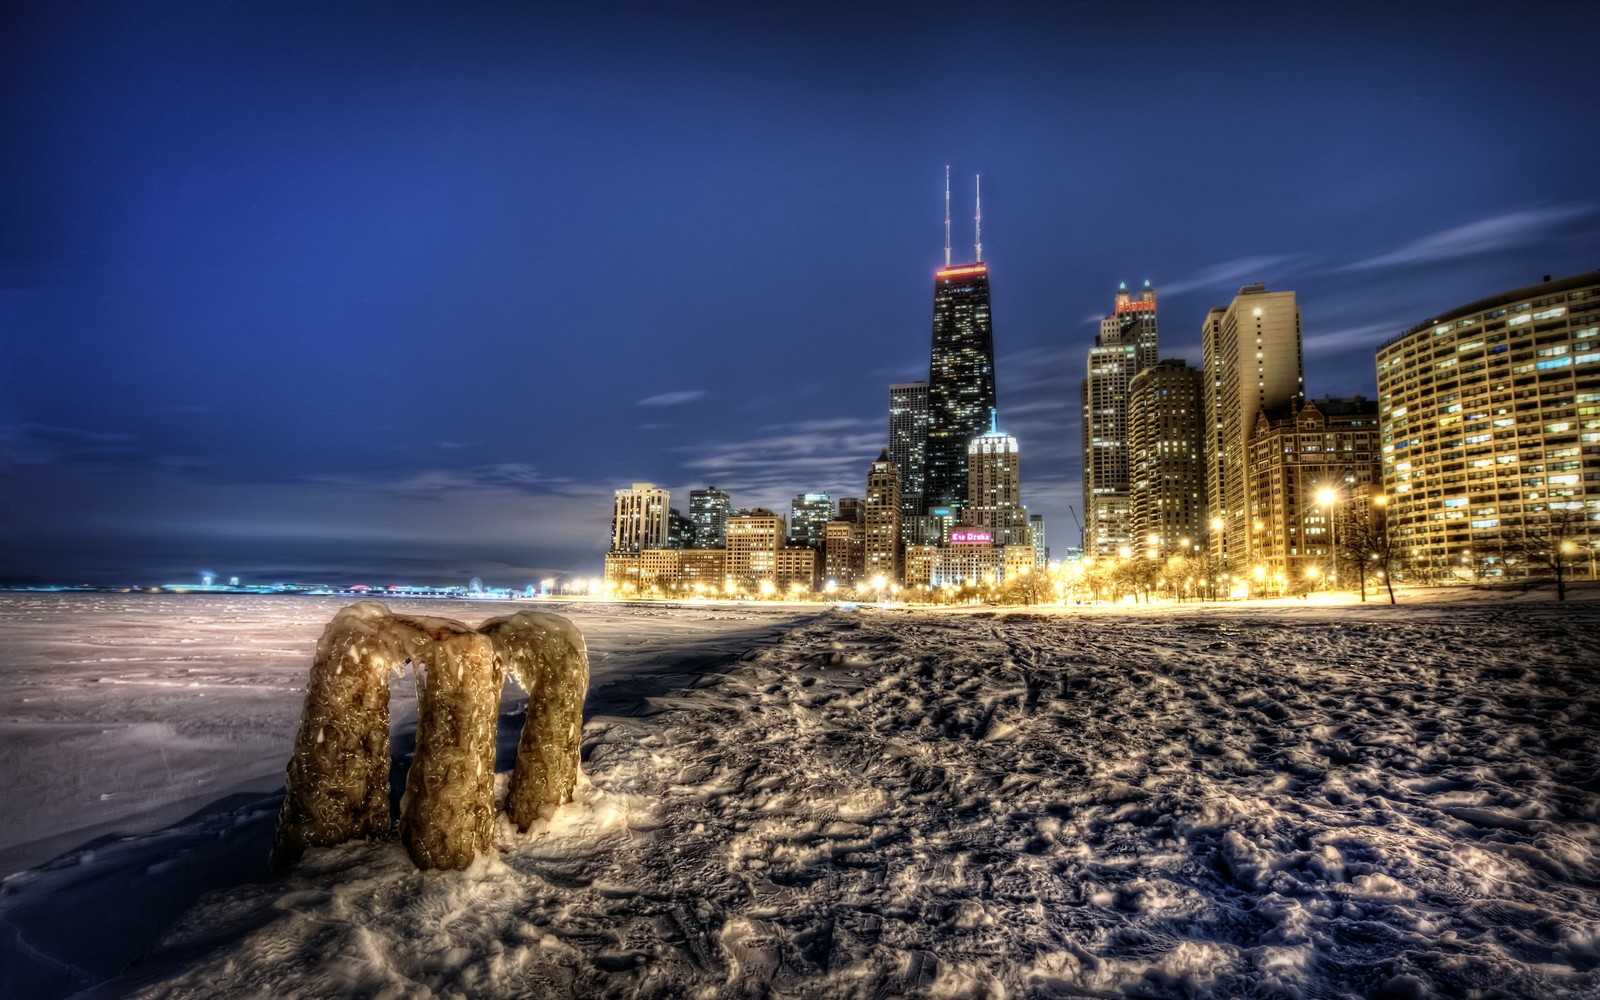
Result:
[966, 428, 1029, 548]
[889, 381, 930, 521]
[1202, 284, 1304, 566]
[688, 486, 732, 549]
[864, 450, 903, 582]
[924, 172, 997, 515]
[788, 492, 833, 548]
[1376, 271, 1600, 579]
[1127, 359, 1206, 553]
[611, 483, 670, 553]
[1082, 281, 1160, 556]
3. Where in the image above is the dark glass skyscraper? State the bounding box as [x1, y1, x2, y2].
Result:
[924, 262, 997, 513]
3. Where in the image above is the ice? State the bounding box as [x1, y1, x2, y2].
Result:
[269, 602, 398, 872]
[273, 604, 592, 871]
[392, 613, 502, 871]
[478, 611, 590, 831]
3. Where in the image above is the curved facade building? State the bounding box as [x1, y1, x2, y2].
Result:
[1375, 271, 1600, 577]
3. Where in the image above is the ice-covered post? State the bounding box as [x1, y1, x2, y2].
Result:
[479, 611, 590, 831]
[270, 602, 400, 873]
[396, 615, 504, 871]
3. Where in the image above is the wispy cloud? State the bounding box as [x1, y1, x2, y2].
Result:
[305, 463, 587, 500]
[1338, 204, 1598, 272]
[0, 422, 144, 469]
[670, 417, 882, 506]
[1158, 255, 1307, 297]
[1302, 321, 1400, 356]
[636, 390, 707, 407]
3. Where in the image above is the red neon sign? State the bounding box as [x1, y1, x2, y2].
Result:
[1114, 300, 1156, 315]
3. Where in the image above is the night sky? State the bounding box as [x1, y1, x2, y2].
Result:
[3, 1, 1597, 587]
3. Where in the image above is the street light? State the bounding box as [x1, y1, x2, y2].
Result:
[1316, 486, 1339, 590]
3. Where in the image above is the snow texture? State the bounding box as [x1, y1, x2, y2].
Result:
[0, 594, 807, 1000]
[480, 611, 590, 831]
[98, 601, 1600, 998]
[4, 594, 1598, 999]
[273, 604, 590, 871]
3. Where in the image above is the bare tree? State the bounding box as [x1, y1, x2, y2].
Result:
[1338, 499, 1399, 604]
[1503, 507, 1593, 601]
[1001, 567, 1055, 606]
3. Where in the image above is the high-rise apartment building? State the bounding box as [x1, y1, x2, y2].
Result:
[788, 492, 833, 548]
[667, 508, 693, 549]
[925, 262, 997, 515]
[688, 486, 732, 548]
[1246, 397, 1381, 588]
[837, 497, 865, 525]
[1082, 281, 1159, 556]
[1030, 514, 1048, 568]
[611, 483, 670, 553]
[1128, 359, 1206, 553]
[966, 429, 1029, 549]
[823, 519, 863, 586]
[1202, 284, 1304, 566]
[1376, 271, 1600, 577]
[890, 381, 931, 521]
[865, 450, 903, 582]
[725, 509, 785, 591]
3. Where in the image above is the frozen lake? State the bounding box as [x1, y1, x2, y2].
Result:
[0, 593, 814, 874]
[2, 594, 1598, 998]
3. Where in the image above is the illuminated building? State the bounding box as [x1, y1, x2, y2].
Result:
[611, 483, 670, 553]
[603, 551, 641, 594]
[1375, 271, 1600, 577]
[865, 450, 903, 582]
[904, 508, 954, 546]
[966, 428, 1030, 549]
[1128, 359, 1206, 553]
[1246, 397, 1381, 586]
[1030, 514, 1048, 567]
[925, 173, 997, 515]
[932, 528, 1000, 587]
[625, 548, 728, 596]
[889, 381, 931, 523]
[725, 509, 785, 591]
[1082, 281, 1159, 557]
[688, 486, 732, 548]
[775, 547, 819, 594]
[788, 492, 834, 548]
[1002, 544, 1036, 581]
[667, 508, 693, 549]
[640, 548, 683, 593]
[903, 544, 936, 589]
[1202, 284, 1304, 566]
[823, 520, 863, 585]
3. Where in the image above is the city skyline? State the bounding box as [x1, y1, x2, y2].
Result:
[4, 1, 1599, 585]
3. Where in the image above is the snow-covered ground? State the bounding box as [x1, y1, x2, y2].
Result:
[4, 595, 1599, 998]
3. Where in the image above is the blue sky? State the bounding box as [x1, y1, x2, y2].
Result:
[2, 0, 1597, 585]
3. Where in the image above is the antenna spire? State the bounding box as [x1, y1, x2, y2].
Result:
[974, 174, 983, 264]
[943, 165, 952, 268]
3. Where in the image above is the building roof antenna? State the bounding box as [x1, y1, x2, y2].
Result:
[944, 165, 952, 268]
[974, 174, 983, 264]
